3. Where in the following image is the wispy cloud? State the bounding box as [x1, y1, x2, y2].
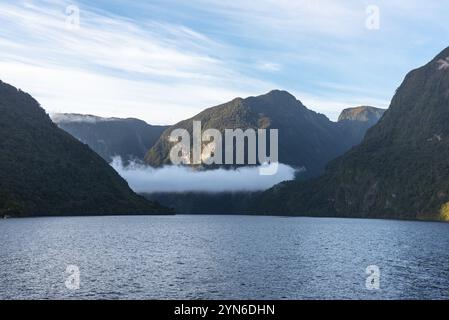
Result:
[176, 0, 365, 39]
[0, 0, 273, 124]
[1, 0, 448, 124]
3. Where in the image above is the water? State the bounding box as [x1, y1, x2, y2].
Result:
[1, 215, 449, 300]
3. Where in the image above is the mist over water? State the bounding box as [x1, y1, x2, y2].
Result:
[111, 157, 296, 193]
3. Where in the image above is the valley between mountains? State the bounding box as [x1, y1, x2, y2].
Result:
[2, 46, 449, 221]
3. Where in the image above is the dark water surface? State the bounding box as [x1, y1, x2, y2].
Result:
[1, 215, 449, 299]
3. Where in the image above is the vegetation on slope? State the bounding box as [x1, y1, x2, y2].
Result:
[0, 80, 170, 217]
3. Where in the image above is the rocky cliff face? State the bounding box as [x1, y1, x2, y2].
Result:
[338, 106, 385, 124]
[145, 90, 381, 179]
[337, 106, 386, 148]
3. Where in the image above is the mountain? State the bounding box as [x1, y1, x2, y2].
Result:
[145, 90, 382, 178]
[337, 106, 386, 147]
[338, 106, 385, 124]
[259, 46, 449, 221]
[0, 80, 170, 217]
[52, 113, 168, 163]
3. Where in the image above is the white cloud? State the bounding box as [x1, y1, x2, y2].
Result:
[2, 0, 443, 125]
[111, 158, 296, 193]
[0, 60, 253, 125]
[0, 0, 274, 125]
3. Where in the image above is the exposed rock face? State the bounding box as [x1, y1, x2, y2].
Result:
[145, 90, 382, 179]
[338, 106, 385, 124]
[337, 106, 386, 148]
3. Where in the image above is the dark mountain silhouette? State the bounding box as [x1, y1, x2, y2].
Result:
[0, 80, 170, 217]
[259, 46, 449, 221]
[52, 113, 168, 163]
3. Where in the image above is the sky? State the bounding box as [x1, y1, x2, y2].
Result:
[1, 0, 449, 125]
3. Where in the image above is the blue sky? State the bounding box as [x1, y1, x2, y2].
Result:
[0, 0, 448, 124]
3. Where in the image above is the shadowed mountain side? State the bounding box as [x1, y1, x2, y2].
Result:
[258, 46, 449, 221]
[0, 80, 171, 217]
[52, 113, 168, 163]
[337, 106, 386, 148]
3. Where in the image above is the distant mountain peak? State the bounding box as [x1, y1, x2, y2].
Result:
[53, 113, 168, 163]
[145, 90, 380, 177]
[265, 89, 295, 97]
[259, 89, 298, 102]
[338, 106, 385, 123]
[243, 90, 306, 114]
[51, 113, 125, 124]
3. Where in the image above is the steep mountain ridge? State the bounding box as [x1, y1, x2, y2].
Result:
[53, 113, 168, 163]
[259, 46, 449, 221]
[0, 80, 169, 216]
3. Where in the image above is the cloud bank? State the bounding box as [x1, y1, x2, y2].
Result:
[111, 158, 296, 193]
